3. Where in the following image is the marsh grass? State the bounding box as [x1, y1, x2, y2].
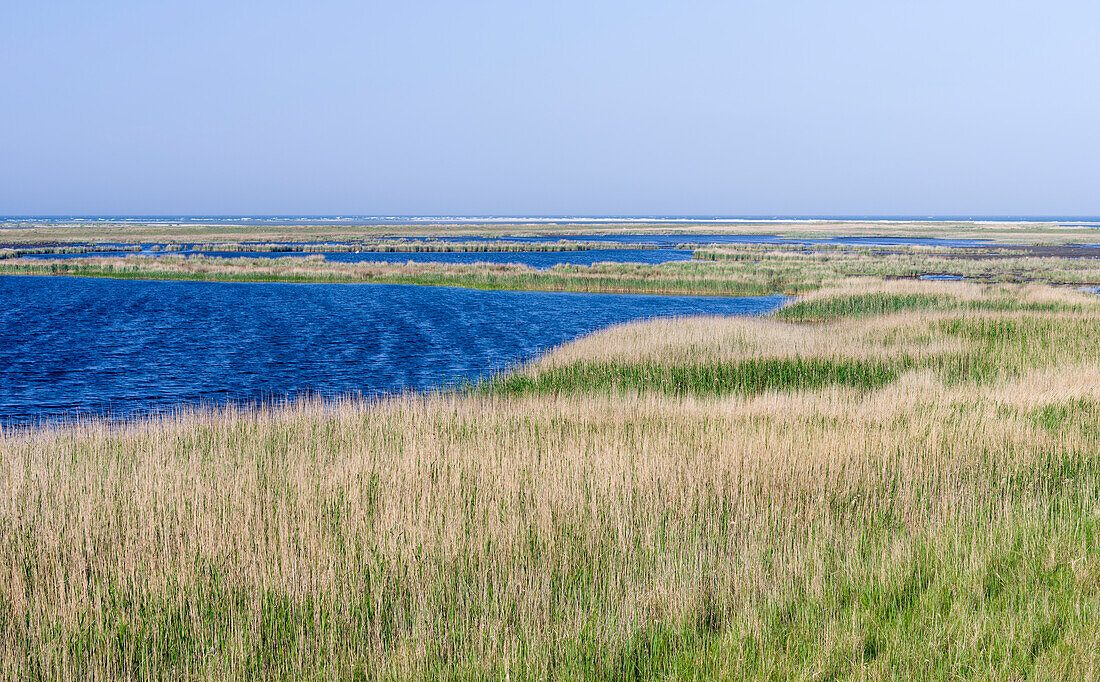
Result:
[0, 244, 143, 259]
[0, 256, 776, 296]
[484, 357, 904, 396]
[694, 244, 1100, 289]
[4, 241, 1099, 297]
[188, 239, 657, 253]
[1, 280, 1099, 679]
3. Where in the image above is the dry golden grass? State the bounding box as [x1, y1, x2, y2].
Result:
[1, 280, 1099, 679]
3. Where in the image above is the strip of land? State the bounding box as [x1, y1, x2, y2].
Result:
[2, 242, 1099, 295]
[3, 278, 1098, 678]
[0, 240, 660, 258]
[0, 255, 776, 296]
[2, 218, 1098, 244]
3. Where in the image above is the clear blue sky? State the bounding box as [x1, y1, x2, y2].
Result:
[2, 1, 1098, 216]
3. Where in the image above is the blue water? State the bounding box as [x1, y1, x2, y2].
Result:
[0, 276, 785, 425]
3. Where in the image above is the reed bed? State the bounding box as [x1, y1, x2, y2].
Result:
[187, 240, 656, 253]
[4, 243, 1099, 297]
[2, 280, 1099, 679]
[693, 245, 1100, 288]
[0, 256, 775, 296]
[486, 280, 1099, 397]
[0, 245, 143, 259]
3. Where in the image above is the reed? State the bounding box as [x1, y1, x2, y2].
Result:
[0, 256, 776, 296]
[4, 241, 1099, 297]
[693, 245, 1100, 288]
[1, 280, 1098, 679]
[188, 240, 655, 253]
[0, 245, 142, 259]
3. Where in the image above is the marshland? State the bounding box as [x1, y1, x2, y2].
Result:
[8, 0, 1100, 677]
[2, 222, 1100, 678]
[2, 237, 1098, 295]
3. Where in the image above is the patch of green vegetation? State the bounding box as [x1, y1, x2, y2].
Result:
[777, 293, 953, 322]
[778, 292, 1087, 323]
[1030, 400, 1100, 442]
[484, 358, 904, 396]
[15, 516, 1095, 679]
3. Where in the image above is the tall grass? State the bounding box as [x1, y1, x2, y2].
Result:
[1, 280, 1099, 679]
[484, 357, 904, 396]
[694, 244, 1100, 288]
[0, 245, 143, 259]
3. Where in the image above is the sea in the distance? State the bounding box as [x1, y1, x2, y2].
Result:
[4, 214, 1100, 226]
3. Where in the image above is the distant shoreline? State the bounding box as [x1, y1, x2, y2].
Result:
[2, 219, 1098, 246]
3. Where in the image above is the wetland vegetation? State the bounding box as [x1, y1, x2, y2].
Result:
[2, 276, 1099, 679]
[3, 221, 1100, 679]
[2, 240, 1098, 296]
[0, 255, 779, 296]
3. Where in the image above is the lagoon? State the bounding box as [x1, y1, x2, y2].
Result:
[0, 275, 784, 424]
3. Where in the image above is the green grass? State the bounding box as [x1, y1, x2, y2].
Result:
[13, 475, 1097, 679]
[482, 354, 1012, 398]
[484, 358, 904, 397]
[776, 292, 1087, 323]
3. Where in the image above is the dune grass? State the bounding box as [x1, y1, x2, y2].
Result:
[2, 279, 1100, 679]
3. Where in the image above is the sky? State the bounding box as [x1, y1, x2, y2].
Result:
[2, 1, 1099, 216]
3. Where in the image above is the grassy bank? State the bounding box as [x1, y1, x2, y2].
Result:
[3, 242, 1100, 296]
[0, 255, 778, 296]
[2, 280, 1099, 679]
[0, 240, 658, 259]
[693, 244, 1100, 287]
[0, 244, 143, 259]
[187, 240, 659, 253]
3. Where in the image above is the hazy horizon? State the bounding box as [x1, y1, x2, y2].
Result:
[3, 1, 1099, 215]
[4, 214, 1100, 222]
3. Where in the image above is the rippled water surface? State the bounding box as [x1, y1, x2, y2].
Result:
[1, 276, 784, 424]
